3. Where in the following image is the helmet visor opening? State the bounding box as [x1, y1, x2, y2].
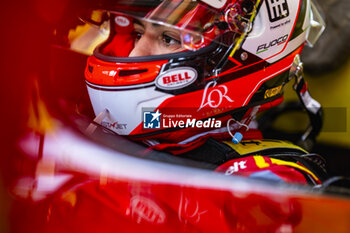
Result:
[73, 0, 258, 57]
[100, 13, 212, 57]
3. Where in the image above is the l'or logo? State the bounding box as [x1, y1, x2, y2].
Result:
[266, 0, 289, 22]
[198, 81, 234, 111]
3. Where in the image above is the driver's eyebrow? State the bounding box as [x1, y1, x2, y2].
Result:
[133, 19, 144, 27]
[133, 18, 161, 28]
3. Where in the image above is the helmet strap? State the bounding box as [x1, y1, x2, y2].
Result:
[291, 55, 323, 150]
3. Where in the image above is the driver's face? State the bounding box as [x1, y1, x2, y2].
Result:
[129, 20, 184, 57]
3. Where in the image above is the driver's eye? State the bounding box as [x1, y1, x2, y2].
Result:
[161, 33, 181, 48]
[132, 21, 144, 42]
[132, 30, 143, 41]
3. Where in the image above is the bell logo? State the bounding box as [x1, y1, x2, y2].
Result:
[115, 16, 130, 27]
[155, 67, 197, 90]
[162, 72, 192, 84]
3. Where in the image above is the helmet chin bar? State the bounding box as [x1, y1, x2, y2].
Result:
[291, 55, 323, 151]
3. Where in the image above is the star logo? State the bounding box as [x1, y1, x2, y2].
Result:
[143, 110, 162, 129]
[150, 110, 161, 123]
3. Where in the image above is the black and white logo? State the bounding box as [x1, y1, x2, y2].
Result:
[143, 110, 161, 129]
[266, 0, 289, 22]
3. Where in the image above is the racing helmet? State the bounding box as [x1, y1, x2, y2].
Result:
[82, 0, 324, 147]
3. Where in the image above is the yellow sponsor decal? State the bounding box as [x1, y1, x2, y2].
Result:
[264, 85, 283, 99]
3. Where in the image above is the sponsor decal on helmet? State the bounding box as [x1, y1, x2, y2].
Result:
[270, 19, 291, 30]
[198, 81, 234, 111]
[115, 16, 130, 27]
[155, 67, 197, 90]
[201, 0, 227, 9]
[256, 34, 288, 54]
[264, 85, 283, 98]
[102, 121, 127, 130]
[142, 109, 222, 130]
[266, 0, 289, 22]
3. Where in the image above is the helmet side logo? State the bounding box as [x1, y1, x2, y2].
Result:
[115, 16, 130, 27]
[198, 81, 234, 111]
[256, 34, 289, 54]
[155, 67, 197, 90]
[266, 0, 289, 22]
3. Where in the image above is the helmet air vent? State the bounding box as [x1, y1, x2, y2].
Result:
[119, 69, 148, 77]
